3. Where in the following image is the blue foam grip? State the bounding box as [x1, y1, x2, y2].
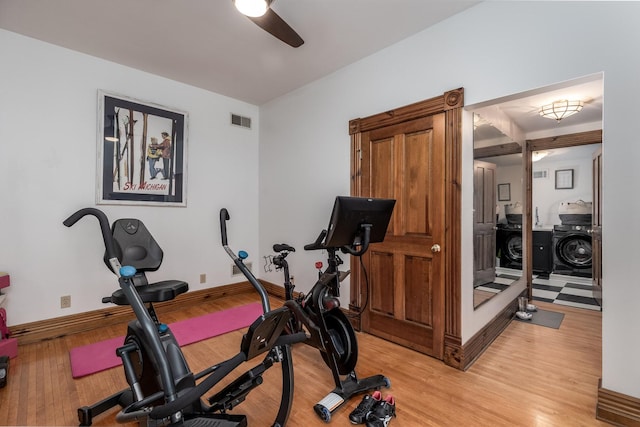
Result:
[238, 250, 248, 260]
[120, 265, 137, 278]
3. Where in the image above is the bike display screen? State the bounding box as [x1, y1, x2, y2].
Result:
[323, 196, 395, 248]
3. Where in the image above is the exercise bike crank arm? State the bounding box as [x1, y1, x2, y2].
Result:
[283, 301, 323, 349]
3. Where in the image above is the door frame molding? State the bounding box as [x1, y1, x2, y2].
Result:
[348, 88, 464, 365]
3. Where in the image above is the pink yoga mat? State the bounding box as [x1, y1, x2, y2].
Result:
[69, 302, 263, 378]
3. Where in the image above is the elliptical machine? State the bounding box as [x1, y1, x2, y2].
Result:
[64, 208, 305, 427]
[268, 196, 396, 422]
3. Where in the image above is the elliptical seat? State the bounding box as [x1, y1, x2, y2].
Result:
[104, 218, 189, 305]
[108, 280, 188, 305]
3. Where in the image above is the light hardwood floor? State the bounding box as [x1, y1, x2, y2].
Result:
[0, 292, 607, 426]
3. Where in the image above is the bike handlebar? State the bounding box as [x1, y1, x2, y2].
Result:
[219, 208, 230, 247]
[63, 208, 116, 260]
[303, 225, 372, 256]
[303, 229, 327, 251]
[339, 224, 371, 256]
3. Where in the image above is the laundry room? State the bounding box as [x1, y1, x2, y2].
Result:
[500, 142, 602, 308]
[471, 76, 603, 311]
[474, 134, 602, 310]
[494, 145, 597, 227]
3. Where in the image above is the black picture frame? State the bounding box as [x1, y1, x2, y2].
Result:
[497, 183, 511, 201]
[555, 169, 574, 190]
[96, 90, 188, 206]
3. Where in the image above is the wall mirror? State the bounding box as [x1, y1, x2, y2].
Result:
[473, 123, 602, 309]
[473, 113, 523, 308]
[470, 75, 603, 309]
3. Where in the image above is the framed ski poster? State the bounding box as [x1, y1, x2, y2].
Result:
[96, 90, 188, 206]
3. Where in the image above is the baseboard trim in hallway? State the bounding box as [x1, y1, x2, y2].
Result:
[597, 379, 640, 426]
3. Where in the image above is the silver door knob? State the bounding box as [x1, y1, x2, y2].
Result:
[431, 244, 441, 253]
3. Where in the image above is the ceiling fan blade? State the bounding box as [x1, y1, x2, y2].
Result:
[249, 8, 304, 48]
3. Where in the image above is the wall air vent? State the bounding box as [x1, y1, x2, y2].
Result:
[232, 262, 252, 276]
[231, 113, 252, 129]
[533, 169, 549, 179]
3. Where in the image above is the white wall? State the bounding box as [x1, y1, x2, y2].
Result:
[3, 0, 639, 402]
[494, 147, 597, 226]
[496, 165, 523, 224]
[533, 148, 596, 227]
[257, 2, 640, 399]
[0, 29, 261, 325]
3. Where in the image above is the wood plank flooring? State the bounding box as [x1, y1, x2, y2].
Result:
[0, 292, 606, 426]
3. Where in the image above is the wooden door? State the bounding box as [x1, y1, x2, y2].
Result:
[473, 160, 497, 286]
[592, 147, 603, 306]
[357, 113, 446, 358]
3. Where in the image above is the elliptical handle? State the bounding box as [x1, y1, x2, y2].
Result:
[63, 208, 116, 261]
[220, 208, 230, 247]
[219, 208, 271, 313]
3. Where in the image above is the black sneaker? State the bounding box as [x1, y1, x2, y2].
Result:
[365, 395, 396, 427]
[349, 390, 382, 424]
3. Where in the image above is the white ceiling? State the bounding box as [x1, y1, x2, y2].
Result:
[1, 0, 603, 138]
[472, 74, 604, 143]
[472, 74, 604, 167]
[0, 0, 478, 105]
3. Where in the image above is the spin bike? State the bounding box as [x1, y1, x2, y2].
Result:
[257, 196, 396, 422]
[64, 208, 305, 427]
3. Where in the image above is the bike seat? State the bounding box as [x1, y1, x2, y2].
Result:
[103, 218, 189, 305]
[108, 279, 189, 305]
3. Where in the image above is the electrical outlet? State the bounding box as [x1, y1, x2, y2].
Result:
[60, 295, 71, 309]
[199, 273, 206, 284]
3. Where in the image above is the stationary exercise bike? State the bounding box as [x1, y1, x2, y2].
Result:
[64, 208, 305, 427]
[266, 196, 396, 422]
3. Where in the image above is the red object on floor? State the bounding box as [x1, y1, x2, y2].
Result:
[69, 302, 263, 378]
[0, 338, 18, 359]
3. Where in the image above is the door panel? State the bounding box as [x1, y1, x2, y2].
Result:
[370, 251, 394, 315]
[359, 114, 445, 358]
[473, 160, 497, 286]
[404, 132, 430, 235]
[370, 137, 395, 200]
[404, 255, 432, 325]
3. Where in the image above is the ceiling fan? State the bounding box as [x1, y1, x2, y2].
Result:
[233, 0, 304, 48]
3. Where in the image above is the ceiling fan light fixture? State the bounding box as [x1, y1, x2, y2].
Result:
[539, 99, 584, 122]
[234, 0, 270, 17]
